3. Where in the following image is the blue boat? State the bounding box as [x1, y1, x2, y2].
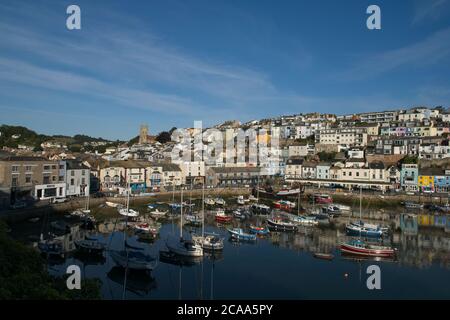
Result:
[228, 228, 257, 241]
[345, 222, 386, 238]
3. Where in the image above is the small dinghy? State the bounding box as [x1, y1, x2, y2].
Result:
[119, 208, 139, 217]
[149, 209, 168, 217]
[214, 198, 226, 206]
[313, 252, 334, 260]
[249, 225, 270, 235]
[106, 201, 121, 208]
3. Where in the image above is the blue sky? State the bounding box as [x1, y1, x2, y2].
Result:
[0, 0, 449, 140]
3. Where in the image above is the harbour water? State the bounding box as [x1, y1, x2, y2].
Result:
[9, 210, 450, 299]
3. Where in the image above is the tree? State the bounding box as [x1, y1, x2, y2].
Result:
[156, 131, 171, 144]
[0, 221, 101, 299]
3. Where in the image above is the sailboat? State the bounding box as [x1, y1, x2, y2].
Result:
[110, 182, 157, 271]
[340, 186, 395, 258]
[118, 186, 139, 217]
[192, 184, 224, 251]
[166, 186, 203, 257]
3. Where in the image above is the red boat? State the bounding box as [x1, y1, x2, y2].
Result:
[273, 200, 295, 211]
[340, 239, 395, 258]
[215, 210, 232, 223]
[312, 193, 333, 204]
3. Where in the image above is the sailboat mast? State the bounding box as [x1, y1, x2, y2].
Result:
[202, 183, 205, 237]
[297, 184, 300, 216]
[359, 185, 362, 239]
[180, 185, 183, 239]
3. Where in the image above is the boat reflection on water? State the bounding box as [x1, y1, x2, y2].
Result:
[107, 266, 157, 296]
[159, 250, 203, 266]
[340, 253, 397, 263]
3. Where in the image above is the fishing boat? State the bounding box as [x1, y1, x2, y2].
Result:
[311, 193, 333, 204]
[340, 239, 395, 258]
[184, 214, 203, 226]
[233, 209, 247, 220]
[215, 209, 232, 223]
[267, 217, 298, 231]
[249, 225, 270, 235]
[274, 200, 296, 210]
[313, 252, 334, 260]
[119, 208, 139, 217]
[276, 188, 301, 196]
[236, 196, 246, 205]
[251, 203, 271, 215]
[402, 201, 424, 209]
[228, 228, 257, 241]
[287, 213, 318, 226]
[149, 209, 168, 218]
[192, 185, 224, 251]
[214, 198, 226, 206]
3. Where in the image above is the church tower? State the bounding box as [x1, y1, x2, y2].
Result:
[139, 124, 149, 144]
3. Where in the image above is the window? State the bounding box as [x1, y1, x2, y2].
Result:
[25, 165, 32, 172]
[59, 176, 64, 182]
[52, 165, 57, 170]
[82, 170, 85, 176]
[71, 171, 74, 176]
[12, 165, 19, 172]
[44, 165, 50, 171]
[25, 175, 32, 184]
[12, 176, 18, 187]
[71, 179, 74, 186]
[43, 175, 50, 184]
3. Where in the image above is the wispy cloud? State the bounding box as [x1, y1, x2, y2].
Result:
[412, 0, 450, 25]
[337, 27, 450, 81]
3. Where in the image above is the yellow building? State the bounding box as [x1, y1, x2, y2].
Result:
[418, 175, 434, 190]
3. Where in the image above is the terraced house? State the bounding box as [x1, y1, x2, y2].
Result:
[0, 156, 65, 207]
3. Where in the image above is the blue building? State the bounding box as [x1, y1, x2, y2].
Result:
[400, 164, 418, 191]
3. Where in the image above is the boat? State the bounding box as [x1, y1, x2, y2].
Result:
[166, 187, 203, 257]
[346, 220, 389, 238]
[334, 204, 351, 211]
[50, 220, 70, 233]
[402, 201, 424, 209]
[340, 239, 395, 258]
[233, 209, 247, 220]
[313, 253, 334, 260]
[277, 188, 301, 196]
[119, 208, 139, 217]
[215, 209, 232, 223]
[228, 228, 257, 241]
[287, 213, 318, 226]
[311, 193, 333, 204]
[237, 196, 246, 205]
[74, 239, 106, 254]
[166, 238, 203, 257]
[136, 230, 157, 242]
[38, 239, 64, 257]
[192, 185, 224, 251]
[159, 250, 202, 266]
[214, 198, 226, 206]
[249, 225, 270, 235]
[251, 203, 271, 215]
[204, 197, 215, 206]
[267, 217, 298, 231]
[110, 249, 158, 271]
[248, 195, 258, 202]
[133, 223, 156, 233]
[323, 205, 342, 216]
[274, 200, 296, 210]
[184, 214, 203, 226]
[106, 201, 121, 208]
[149, 209, 168, 217]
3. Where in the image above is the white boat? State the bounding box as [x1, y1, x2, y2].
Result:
[166, 186, 203, 257]
[277, 188, 301, 196]
[149, 209, 168, 217]
[204, 197, 215, 205]
[237, 196, 246, 205]
[119, 208, 139, 217]
[334, 204, 351, 211]
[214, 198, 226, 206]
[287, 213, 318, 226]
[106, 201, 121, 208]
[248, 195, 258, 202]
